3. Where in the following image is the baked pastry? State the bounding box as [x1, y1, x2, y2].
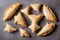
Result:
[37, 22, 55, 36]
[30, 3, 42, 12]
[3, 3, 20, 21]
[28, 14, 44, 33]
[19, 28, 30, 37]
[21, 6, 31, 15]
[43, 4, 57, 22]
[14, 12, 27, 27]
[4, 23, 17, 32]
[28, 14, 43, 23]
[29, 22, 40, 33]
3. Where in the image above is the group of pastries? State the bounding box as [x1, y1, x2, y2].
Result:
[3, 2, 57, 37]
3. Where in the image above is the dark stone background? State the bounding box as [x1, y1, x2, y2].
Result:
[0, 0, 60, 40]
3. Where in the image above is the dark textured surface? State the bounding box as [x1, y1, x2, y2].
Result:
[0, 0, 60, 40]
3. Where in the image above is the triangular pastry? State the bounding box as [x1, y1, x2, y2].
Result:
[3, 3, 20, 21]
[28, 14, 43, 23]
[37, 22, 55, 36]
[14, 12, 27, 27]
[21, 6, 31, 15]
[19, 28, 30, 37]
[43, 4, 57, 22]
[28, 14, 43, 33]
[30, 3, 42, 12]
[28, 22, 40, 33]
[4, 23, 17, 32]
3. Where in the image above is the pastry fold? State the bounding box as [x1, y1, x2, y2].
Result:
[30, 3, 42, 12]
[4, 23, 17, 32]
[3, 3, 20, 21]
[28, 14, 43, 23]
[43, 4, 57, 22]
[28, 14, 44, 33]
[21, 6, 31, 15]
[28, 22, 40, 33]
[37, 22, 55, 36]
[14, 12, 27, 27]
[19, 28, 30, 37]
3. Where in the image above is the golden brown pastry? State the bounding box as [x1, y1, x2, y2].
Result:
[28, 14, 44, 33]
[37, 22, 55, 37]
[30, 3, 42, 12]
[43, 4, 57, 22]
[14, 12, 27, 27]
[4, 23, 17, 32]
[29, 22, 40, 33]
[3, 3, 20, 21]
[21, 6, 31, 15]
[19, 28, 30, 37]
[28, 14, 43, 23]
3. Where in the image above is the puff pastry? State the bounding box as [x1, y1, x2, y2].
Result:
[30, 3, 42, 12]
[43, 4, 57, 22]
[4, 23, 17, 32]
[14, 12, 27, 27]
[28, 14, 44, 33]
[3, 3, 20, 21]
[21, 6, 31, 15]
[19, 28, 30, 37]
[37, 22, 55, 36]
